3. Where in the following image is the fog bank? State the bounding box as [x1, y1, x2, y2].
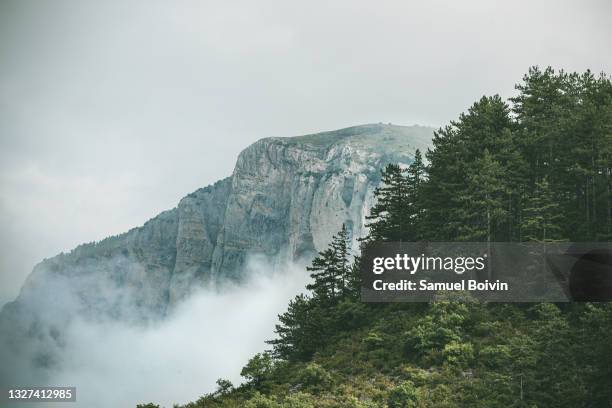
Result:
[8, 263, 310, 408]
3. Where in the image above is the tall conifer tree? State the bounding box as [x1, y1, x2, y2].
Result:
[521, 177, 564, 242]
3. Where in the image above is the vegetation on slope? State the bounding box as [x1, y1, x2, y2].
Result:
[140, 67, 612, 408]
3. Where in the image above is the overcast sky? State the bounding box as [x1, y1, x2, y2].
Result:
[0, 0, 611, 305]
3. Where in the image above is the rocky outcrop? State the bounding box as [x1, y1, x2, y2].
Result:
[1, 123, 432, 324]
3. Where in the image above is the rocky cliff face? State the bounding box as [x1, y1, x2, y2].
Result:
[0, 124, 432, 350]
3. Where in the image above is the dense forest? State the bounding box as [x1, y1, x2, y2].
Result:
[140, 67, 612, 407]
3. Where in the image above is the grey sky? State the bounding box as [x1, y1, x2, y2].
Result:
[1, 0, 611, 305]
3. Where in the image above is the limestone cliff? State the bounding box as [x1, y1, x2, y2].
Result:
[1, 123, 432, 325]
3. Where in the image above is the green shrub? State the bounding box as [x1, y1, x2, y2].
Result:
[387, 381, 418, 408]
[442, 341, 474, 368]
[242, 353, 275, 386]
[296, 363, 332, 392]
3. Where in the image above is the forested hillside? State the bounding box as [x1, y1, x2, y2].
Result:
[141, 67, 612, 408]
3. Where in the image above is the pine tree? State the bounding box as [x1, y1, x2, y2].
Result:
[365, 164, 410, 242]
[266, 294, 323, 361]
[456, 149, 509, 242]
[306, 248, 338, 300]
[306, 225, 351, 302]
[345, 255, 363, 299]
[521, 176, 564, 242]
[421, 95, 516, 241]
[406, 149, 426, 240]
[330, 224, 351, 297]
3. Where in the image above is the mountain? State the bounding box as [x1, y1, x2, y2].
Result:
[0, 123, 432, 379]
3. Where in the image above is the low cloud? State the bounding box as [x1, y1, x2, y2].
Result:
[1, 259, 310, 408]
